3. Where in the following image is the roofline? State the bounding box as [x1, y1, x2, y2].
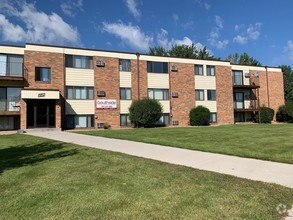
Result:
[0, 43, 25, 48]
[0, 42, 281, 69]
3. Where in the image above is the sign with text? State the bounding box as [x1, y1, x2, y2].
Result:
[97, 99, 117, 109]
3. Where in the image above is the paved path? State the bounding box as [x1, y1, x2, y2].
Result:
[27, 130, 293, 188]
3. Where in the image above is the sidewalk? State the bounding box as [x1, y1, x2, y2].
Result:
[27, 130, 293, 188]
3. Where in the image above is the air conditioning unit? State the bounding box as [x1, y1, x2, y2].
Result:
[172, 92, 179, 98]
[171, 66, 178, 72]
[172, 120, 179, 126]
[97, 90, 106, 97]
[96, 60, 105, 67]
[245, 73, 250, 78]
[97, 123, 104, 128]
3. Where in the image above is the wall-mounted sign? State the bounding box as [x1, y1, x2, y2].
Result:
[38, 93, 46, 97]
[97, 99, 117, 109]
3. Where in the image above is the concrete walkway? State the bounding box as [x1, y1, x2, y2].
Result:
[27, 130, 293, 188]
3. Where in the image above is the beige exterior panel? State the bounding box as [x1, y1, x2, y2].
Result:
[160, 100, 170, 113]
[120, 100, 132, 114]
[195, 75, 216, 89]
[196, 101, 217, 112]
[148, 73, 169, 88]
[231, 65, 282, 73]
[26, 44, 64, 53]
[21, 90, 60, 99]
[65, 100, 95, 114]
[0, 46, 24, 55]
[65, 68, 94, 86]
[120, 72, 132, 87]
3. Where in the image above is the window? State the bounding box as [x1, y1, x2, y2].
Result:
[35, 67, 50, 82]
[0, 87, 21, 111]
[207, 90, 216, 101]
[0, 54, 23, 77]
[155, 113, 170, 126]
[66, 115, 94, 129]
[210, 113, 217, 123]
[194, 64, 204, 75]
[120, 88, 131, 100]
[66, 86, 94, 99]
[120, 114, 131, 127]
[119, 59, 131, 71]
[148, 89, 169, 100]
[207, 65, 215, 76]
[232, 70, 243, 85]
[147, 61, 168, 73]
[195, 90, 204, 101]
[65, 55, 93, 69]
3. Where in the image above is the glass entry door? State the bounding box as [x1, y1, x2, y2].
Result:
[27, 100, 55, 128]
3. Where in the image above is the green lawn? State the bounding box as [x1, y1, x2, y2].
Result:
[0, 134, 292, 219]
[78, 124, 293, 164]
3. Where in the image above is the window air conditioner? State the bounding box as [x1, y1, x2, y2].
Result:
[96, 60, 105, 67]
[245, 73, 250, 78]
[172, 92, 179, 98]
[171, 66, 178, 72]
[97, 90, 106, 97]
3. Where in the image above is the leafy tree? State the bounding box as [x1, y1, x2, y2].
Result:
[189, 106, 210, 126]
[226, 52, 262, 66]
[197, 46, 218, 60]
[277, 101, 293, 123]
[279, 65, 293, 102]
[149, 46, 168, 56]
[169, 44, 197, 58]
[255, 106, 274, 123]
[129, 98, 162, 128]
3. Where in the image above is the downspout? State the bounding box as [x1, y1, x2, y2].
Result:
[136, 53, 140, 100]
[265, 66, 270, 107]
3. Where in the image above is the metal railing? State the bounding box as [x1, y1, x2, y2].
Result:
[0, 97, 21, 111]
[0, 61, 23, 77]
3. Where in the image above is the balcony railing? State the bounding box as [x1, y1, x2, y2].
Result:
[234, 101, 259, 111]
[0, 61, 23, 77]
[0, 97, 21, 111]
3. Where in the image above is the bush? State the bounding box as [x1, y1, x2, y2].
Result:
[103, 122, 111, 129]
[276, 101, 293, 123]
[189, 106, 210, 126]
[256, 106, 274, 123]
[129, 98, 163, 128]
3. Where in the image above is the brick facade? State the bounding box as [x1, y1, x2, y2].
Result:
[170, 62, 195, 126]
[216, 66, 234, 124]
[21, 50, 65, 129]
[94, 57, 120, 128]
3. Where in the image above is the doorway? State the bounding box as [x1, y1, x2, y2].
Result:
[27, 100, 55, 128]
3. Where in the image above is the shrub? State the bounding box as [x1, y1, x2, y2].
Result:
[276, 101, 293, 123]
[256, 106, 274, 123]
[103, 122, 111, 129]
[129, 98, 163, 128]
[189, 106, 210, 126]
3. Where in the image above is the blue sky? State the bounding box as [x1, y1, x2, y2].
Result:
[0, 0, 293, 67]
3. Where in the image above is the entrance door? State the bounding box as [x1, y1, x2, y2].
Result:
[27, 100, 55, 128]
[234, 92, 244, 109]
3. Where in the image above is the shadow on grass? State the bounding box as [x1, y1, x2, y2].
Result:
[0, 142, 78, 174]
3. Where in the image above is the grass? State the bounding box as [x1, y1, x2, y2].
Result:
[78, 124, 293, 164]
[0, 134, 292, 219]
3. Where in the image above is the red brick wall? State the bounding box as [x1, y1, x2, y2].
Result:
[21, 51, 65, 129]
[94, 57, 120, 128]
[216, 66, 234, 124]
[170, 62, 195, 126]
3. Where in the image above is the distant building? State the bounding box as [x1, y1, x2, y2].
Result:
[0, 43, 284, 130]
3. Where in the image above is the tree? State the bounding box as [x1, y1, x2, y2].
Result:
[149, 46, 168, 56]
[279, 65, 293, 102]
[226, 52, 262, 66]
[129, 98, 162, 128]
[197, 46, 218, 60]
[169, 44, 197, 58]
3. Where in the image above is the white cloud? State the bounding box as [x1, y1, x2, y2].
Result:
[215, 16, 223, 29]
[124, 0, 141, 19]
[195, 0, 211, 10]
[233, 35, 247, 45]
[284, 40, 293, 62]
[0, 14, 26, 42]
[60, 0, 83, 17]
[182, 21, 194, 30]
[233, 23, 262, 45]
[102, 21, 153, 51]
[0, 1, 80, 45]
[204, 3, 211, 10]
[172, 14, 179, 25]
[208, 16, 229, 49]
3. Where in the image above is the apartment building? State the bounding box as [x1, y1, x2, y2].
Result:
[0, 43, 284, 131]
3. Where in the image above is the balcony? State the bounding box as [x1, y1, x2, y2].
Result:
[0, 61, 24, 81]
[0, 98, 21, 115]
[234, 100, 259, 112]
